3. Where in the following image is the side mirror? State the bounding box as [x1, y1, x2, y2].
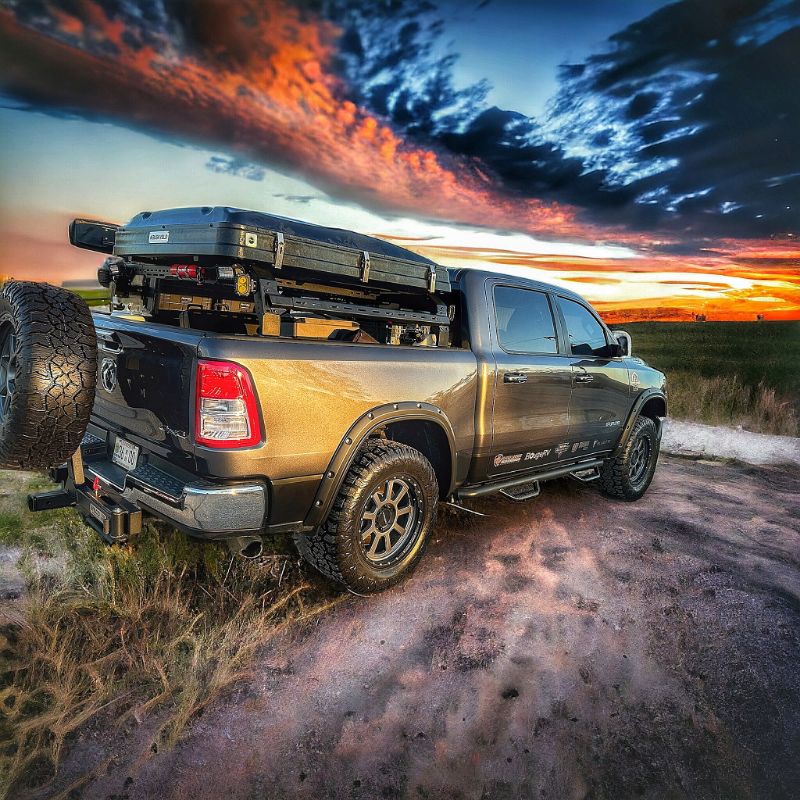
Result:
[69, 218, 119, 254]
[613, 330, 632, 357]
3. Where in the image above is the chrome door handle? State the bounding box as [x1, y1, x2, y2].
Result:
[503, 372, 528, 384]
[574, 373, 594, 383]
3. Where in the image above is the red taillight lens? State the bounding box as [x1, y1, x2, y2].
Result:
[195, 360, 262, 448]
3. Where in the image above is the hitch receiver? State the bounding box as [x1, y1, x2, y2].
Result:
[28, 488, 76, 512]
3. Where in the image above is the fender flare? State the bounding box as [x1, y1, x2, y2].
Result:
[614, 389, 667, 455]
[303, 401, 457, 528]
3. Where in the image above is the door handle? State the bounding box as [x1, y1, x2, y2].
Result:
[503, 372, 528, 384]
[574, 373, 594, 383]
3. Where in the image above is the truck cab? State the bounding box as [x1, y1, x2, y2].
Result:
[456, 269, 665, 484]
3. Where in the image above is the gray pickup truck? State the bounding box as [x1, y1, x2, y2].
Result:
[0, 208, 666, 593]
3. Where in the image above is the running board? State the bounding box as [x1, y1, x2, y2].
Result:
[457, 458, 605, 500]
[500, 480, 540, 502]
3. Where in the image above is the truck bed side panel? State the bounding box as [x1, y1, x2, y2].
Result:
[196, 337, 478, 483]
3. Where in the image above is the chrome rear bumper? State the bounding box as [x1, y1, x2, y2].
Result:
[80, 432, 267, 536]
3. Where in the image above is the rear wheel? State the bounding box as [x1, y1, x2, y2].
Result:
[600, 415, 660, 501]
[295, 439, 438, 593]
[0, 281, 96, 470]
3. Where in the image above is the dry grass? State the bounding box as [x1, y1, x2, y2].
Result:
[666, 372, 799, 436]
[0, 499, 340, 798]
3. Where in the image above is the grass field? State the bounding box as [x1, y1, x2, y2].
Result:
[0, 471, 339, 798]
[613, 321, 800, 435]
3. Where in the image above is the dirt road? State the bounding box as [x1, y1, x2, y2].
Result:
[44, 455, 800, 799]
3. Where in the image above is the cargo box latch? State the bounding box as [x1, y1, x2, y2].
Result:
[427, 266, 437, 293]
[273, 232, 285, 270]
[360, 250, 371, 283]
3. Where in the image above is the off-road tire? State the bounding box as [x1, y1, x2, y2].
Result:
[0, 281, 96, 470]
[600, 415, 659, 501]
[295, 439, 439, 593]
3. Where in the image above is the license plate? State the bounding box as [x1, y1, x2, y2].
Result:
[112, 437, 139, 471]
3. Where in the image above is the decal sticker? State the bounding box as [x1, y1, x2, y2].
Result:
[148, 230, 169, 243]
[629, 370, 641, 388]
[604, 419, 621, 428]
[571, 440, 590, 453]
[494, 453, 523, 467]
[245, 232, 258, 247]
[524, 448, 552, 462]
[555, 442, 570, 457]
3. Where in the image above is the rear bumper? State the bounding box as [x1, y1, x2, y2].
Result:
[108, 475, 267, 537]
[76, 433, 268, 538]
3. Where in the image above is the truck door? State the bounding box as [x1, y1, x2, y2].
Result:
[554, 295, 632, 456]
[488, 284, 572, 477]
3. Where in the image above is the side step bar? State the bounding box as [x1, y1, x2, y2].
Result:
[457, 458, 605, 500]
[500, 480, 540, 502]
[570, 466, 601, 482]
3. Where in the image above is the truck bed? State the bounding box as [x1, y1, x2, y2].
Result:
[90, 312, 478, 528]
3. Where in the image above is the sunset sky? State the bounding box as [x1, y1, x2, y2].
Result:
[0, 0, 798, 321]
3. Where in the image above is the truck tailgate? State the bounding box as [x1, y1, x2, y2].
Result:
[91, 313, 204, 471]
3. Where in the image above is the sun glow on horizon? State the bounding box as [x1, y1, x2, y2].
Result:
[379, 235, 800, 322]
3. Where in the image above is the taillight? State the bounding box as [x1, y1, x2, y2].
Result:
[195, 360, 262, 448]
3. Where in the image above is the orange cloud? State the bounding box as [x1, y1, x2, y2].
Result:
[0, 1, 607, 243]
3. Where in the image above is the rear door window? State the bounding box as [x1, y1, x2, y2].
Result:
[557, 297, 609, 356]
[493, 286, 558, 354]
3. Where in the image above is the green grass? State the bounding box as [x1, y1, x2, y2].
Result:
[72, 288, 109, 307]
[0, 513, 23, 546]
[612, 321, 800, 435]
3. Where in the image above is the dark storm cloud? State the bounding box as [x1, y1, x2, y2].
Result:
[2, 0, 798, 243]
[547, 0, 800, 236]
[322, 0, 491, 139]
[323, 0, 800, 238]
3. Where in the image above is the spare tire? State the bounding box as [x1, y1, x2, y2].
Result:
[0, 281, 97, 470]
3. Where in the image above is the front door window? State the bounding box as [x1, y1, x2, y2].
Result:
[557, 296, 609, 357]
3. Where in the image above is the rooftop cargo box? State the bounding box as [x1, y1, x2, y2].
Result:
[113, 207, 451, 294]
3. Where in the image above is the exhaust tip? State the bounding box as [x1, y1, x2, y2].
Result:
[228, 537, 263, 559]
[240, 540, 263, 559]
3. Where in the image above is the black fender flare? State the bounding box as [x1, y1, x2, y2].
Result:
[303, 401, 457, 528]
[614, 389, 667, 456]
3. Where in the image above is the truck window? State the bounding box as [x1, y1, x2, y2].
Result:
[493, 286, 558, 354]
[557, 296, 608, 356]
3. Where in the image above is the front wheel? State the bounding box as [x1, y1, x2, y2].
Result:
[295, 439, 439, 593]
[600, 415, 660, 501]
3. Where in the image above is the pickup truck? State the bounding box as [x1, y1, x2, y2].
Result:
[0, 211, 666, 593]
